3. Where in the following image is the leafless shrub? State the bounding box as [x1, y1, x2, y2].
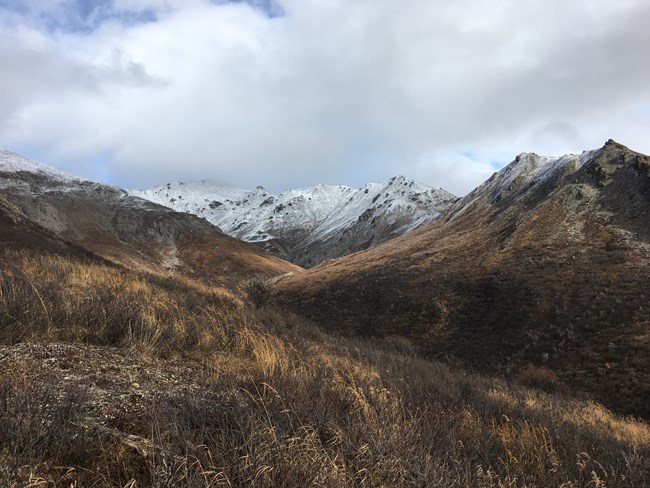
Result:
[517, 364, 566, 393]
[244, 278, 274, 308]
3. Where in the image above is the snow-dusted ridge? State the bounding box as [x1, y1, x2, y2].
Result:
[0, 149, 84, 185]
[0, 142, 627, 267]
[132, 176, 457, 266]
[485, 148, 600, 202]
[447, 146, 604, 222]
[0, 148, 455, 267]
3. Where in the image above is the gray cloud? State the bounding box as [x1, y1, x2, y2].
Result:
[0, 0, 649, 195]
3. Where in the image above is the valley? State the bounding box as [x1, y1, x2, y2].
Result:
[276, 140, 650, 419]
[0, 142, 649, 486]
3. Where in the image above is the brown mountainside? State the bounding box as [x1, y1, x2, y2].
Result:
[277, 140, 650, 418]
[1, 147, 650, 486]
[0, 160, 301, 290]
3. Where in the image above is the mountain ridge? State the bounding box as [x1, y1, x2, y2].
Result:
[132, 176, 457, 267]
[276, 139, 650, 418]
[0, 149, 301, 291]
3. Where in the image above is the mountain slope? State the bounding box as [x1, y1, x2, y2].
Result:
[2, 248, 648, 487]
[133, 176, 456, 267]
[277, 140, 650, 418]
[1, 148, 649, 487]
[0, 149, 301, 290]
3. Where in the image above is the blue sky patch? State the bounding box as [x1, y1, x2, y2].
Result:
[217, 0, 285, 18]
[461, 150, 504, 170]
[0, 0, 157, 33]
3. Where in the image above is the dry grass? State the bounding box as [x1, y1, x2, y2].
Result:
[0, 248, 649, 487]
[0, 249, 244, 357]
[274, 145, 650, 422]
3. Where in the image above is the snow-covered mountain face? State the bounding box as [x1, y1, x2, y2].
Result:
[0, 148, 139, 205]
[0, 148, 89, 192]
[132, 177, 458, 267]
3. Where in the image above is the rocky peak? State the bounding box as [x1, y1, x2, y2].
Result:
[134, 177, 456, 267]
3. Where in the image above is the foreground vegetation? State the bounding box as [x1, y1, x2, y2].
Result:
[1, 248, 649, 487]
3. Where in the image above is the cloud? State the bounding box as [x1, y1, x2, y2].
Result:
[1, 0, 649, 195]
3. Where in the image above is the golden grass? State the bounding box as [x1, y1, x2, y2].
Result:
[0, 248, 649, 486]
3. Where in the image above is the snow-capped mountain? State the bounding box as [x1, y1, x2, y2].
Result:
[132, 177, 457, 267]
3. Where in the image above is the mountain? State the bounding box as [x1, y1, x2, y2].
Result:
[276, 140, 650, 419]
[2, 146, 649, 486]
[132, 177, 457, 267]
[0, 149, 301, 290]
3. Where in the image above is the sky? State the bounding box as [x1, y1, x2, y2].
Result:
[1, 0, 649, 196]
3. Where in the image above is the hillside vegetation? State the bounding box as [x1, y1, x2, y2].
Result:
[277, 141, 650, 420]
[1, 247, 649, 487]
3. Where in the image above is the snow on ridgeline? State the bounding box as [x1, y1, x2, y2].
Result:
[0, 149, 83, 184]
[0, 146, 457, 266]
[131, 176, 457, 247]
[447, 148, 603, 222]
[482, 148, 600, 203]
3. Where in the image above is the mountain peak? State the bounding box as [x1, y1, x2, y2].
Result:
[514, 151, 539, 161]
[0, 149, 82, 184]
[467, 151, 565, 205]
[134, 178, 457, 267]
[386, 175, 413, 186]
[603, 138, 627, 150]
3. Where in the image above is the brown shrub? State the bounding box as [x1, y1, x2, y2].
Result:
[244, 278, 274, 308]
[517, 364, 566, 392]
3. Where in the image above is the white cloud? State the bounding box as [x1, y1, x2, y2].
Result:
[1, 0, 649, 195]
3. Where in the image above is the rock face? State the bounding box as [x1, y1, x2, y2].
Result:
[132, 177, 457, 267]
[0, 149, 301, 290]
[277, 140, 650, 419]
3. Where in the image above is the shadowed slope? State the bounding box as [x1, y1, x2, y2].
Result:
[277, 140, 650, 418]
[1, 246, 649, 487]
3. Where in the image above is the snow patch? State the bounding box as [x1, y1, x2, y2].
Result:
[0, 149, 84, 184]
[132, 178, 457, 249]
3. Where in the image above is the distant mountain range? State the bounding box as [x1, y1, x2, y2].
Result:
[132, 177, 457, 267]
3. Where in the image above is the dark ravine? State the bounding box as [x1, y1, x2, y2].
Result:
[277, 140, 650, 419]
